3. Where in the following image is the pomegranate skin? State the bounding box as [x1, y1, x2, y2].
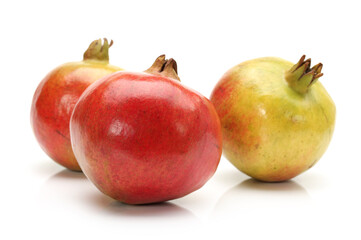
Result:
[70, 72, 222, 204]
[210, 56, 335, 182]
[31, 61, 122, 171]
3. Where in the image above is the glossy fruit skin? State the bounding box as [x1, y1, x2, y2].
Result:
[31, 60, 122, 171]
[70, 72, 222, 204]
[210, 57, 336, 182]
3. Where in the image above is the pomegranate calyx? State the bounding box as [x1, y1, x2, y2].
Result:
[83, 38, 113, 62]
[144, 55, 180, 81]
[285, 55, 323, 94]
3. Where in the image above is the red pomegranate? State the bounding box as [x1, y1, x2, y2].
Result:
[31, 39, 122, 171]
[70, 55, 222, 204]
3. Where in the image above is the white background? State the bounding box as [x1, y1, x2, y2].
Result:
[1, 0, 360, 239]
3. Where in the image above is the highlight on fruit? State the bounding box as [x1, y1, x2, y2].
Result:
[210, 55, 336, 182]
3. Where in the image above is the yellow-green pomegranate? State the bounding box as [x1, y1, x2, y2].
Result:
[210, 55, 336, 182]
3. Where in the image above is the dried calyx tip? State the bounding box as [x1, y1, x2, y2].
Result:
[163, 58, 178, 74]
[83, 38, 113, 62]
[144, 55, 180, 81]
[291, 55, 323, 83]
[286, 55, 324, 94]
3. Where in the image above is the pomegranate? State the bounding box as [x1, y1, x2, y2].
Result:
[210, 55, 336, 182]
[31, 39, 122, 171]
[70, 55, 222, 204]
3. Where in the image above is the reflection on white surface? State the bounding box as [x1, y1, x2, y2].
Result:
[13, 156, 361, 240]
[236, 178, 309, 193]
[212, 178, 311, 217]
[86, 191, 195, 219]
[38, 170, 197, 224]
[208, 179, 313, 238]
[208, 175, 314, 237]
[25, 156, 361, 240]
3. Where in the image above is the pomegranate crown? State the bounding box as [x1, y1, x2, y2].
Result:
[144, 55, 180, 81]
[83, 38, 113, 62]
[285, 55, 323, 94]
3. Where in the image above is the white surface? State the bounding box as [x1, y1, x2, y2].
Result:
[1, 0, 360, 239]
